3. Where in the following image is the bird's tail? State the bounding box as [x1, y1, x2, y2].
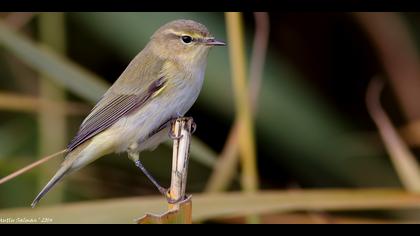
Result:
[31, 141, 113, 207]
[31, 148, 85, 208]
[31, 160, 72, 208]
[31, 140, 102, 208]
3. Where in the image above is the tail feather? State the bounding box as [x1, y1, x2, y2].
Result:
[31, 138, 110, 207]
[31, 163, 71, 208]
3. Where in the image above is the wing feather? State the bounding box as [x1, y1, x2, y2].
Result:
[67, 77, 166, 152]
[66, 49, 167, 152]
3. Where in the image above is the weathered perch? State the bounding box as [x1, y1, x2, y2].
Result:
[137, 117, 194, 224]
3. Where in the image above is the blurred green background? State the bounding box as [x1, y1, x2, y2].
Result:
[1, 12, 420, 223]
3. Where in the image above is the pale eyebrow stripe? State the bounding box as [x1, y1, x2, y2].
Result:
[167, 32, 200, 43]
[162, 29, 205, 41]
[162, 28, 182, 36]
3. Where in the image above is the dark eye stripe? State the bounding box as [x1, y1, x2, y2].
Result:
[168, 33, 204, 44]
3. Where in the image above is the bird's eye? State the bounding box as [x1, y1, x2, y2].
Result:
[181, 35, 193, 44]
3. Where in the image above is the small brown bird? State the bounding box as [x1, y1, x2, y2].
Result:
[31, 19, 226, 207]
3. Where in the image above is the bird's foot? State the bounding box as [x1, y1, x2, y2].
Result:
[168, 117, 196, 139]
[168, 118, 183, 140]
[168, 129, 184, 140]
[190, 120, 197, 134]
[164, 189, 185, 204]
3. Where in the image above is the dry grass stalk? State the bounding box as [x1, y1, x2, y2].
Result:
[0, 150, 67, 185]
[206, 12, 269, 193]
[366, 77, 420, 192]
[225, 12, 259, 193]
[137, 117, 194, 224]
[0, 92, 90, 115]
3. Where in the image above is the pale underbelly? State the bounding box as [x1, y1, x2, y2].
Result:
[111, 85, 200, 153]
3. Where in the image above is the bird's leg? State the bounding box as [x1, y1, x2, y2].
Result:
[135, 159, 182, 204]
[128, 151, 167, 196]
[135, 159, 167, 195]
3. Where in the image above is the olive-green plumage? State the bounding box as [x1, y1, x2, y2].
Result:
[32, 19, 225, 207]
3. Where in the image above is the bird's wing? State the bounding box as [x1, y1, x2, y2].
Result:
[67, 53, 167, 152]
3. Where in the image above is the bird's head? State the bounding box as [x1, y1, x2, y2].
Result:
[149, 19, 226, 65]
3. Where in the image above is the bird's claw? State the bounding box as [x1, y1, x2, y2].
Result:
[168, 130, 184, 140]
[164, 189, 185, 204]
[168, 118, 183, 140]
[190, 120, 197, 134]
[169, 117, 196, 138]
[155, 184, 183, 204]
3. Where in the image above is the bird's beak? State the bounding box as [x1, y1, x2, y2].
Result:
[204, 38, 226, 46]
